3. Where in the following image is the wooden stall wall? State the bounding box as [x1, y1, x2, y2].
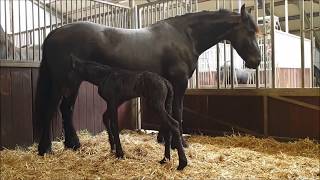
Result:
[0, 67, 135, 149]
[142, 89, 320, 141]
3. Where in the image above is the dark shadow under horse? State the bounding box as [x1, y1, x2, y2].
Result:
[35, 4, 261, 156]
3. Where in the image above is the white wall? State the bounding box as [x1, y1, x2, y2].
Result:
[274, 30, 311, 68]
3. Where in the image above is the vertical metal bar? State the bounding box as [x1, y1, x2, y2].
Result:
[66, 0, 68, 24]
[60, 0, 63, 25]
[217, 44, 220, 89]
[195, 0, 198, 12]
[38, 0, 41, 61]
[10, 0, 15, 60]
[310, 0, 314, 87]
[300, 0, 305, 88]
[230, 0, 234, 89]
[81, 0, 83, 21]
[94, 2, 97, 23]
[43, 0, 47, 42]
[175, 0, 178, 16]
[4, 0, 8, 59]
[103, 4, 106, 25]
[55, 0, 57, 28]
[85, 0, 88, 21]
[90, 0, 92, 22]
[25, 0, 29, 60]
[75, 0, 78, 22]
[32, 0, 35, 60]
[263, 0, 267, 88]
[50, 0, 52, 31]
[71, 0, 73, 23]
[223, 0, 227, 88]
[19, 0, 22, 60]
[270, 0, 276, 88]
[99, 2, 102, 24]
[254, 0, 259, 88]
[284, 0, 288, 33]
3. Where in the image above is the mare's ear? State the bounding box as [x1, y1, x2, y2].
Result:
[240, 4, 249, 21]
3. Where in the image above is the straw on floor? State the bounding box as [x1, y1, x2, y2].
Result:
[1, 130, 319, 179]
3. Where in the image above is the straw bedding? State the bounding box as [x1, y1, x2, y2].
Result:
[1, 130, 319, 179]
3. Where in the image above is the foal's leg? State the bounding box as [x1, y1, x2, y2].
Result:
[159, 124, 172, 164]
[38, 88, 62, 155]
[60, 88, 80, 150]
[109, 103, 124, 158]
[102, 110, 115, 152]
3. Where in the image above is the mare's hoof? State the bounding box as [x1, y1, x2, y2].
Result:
[64, 136, 81, 150]
[177, 160, 188, 171]
[38, 144, 52, 156]
[159, 157, 169, 164]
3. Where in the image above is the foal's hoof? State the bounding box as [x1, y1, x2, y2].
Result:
[64, 136, 81, 150]
[116, 151, 124, 159]
[177, 160, 188, 171]
[157, 133, 165, 144]
[38, 144, 52, 156]
[159, 157, 169, 164]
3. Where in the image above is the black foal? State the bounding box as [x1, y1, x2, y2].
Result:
[69, 54, 187, 170]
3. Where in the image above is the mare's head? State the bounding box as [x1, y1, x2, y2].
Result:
[228, 4, 261, 69]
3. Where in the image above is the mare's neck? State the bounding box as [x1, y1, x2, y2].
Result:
[167, 11, 240, 55]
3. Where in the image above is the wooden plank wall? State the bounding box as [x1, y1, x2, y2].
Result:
[142, 90, 320, 141]
[0, 67, 135, 149]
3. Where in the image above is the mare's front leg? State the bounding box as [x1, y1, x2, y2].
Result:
[109, 103, 124, 158]
[60, 88, 80, 150]
[102, 110, 115, 152]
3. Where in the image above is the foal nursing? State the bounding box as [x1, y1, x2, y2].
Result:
[69, 54, 187, 170]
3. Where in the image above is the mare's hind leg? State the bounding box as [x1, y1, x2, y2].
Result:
[60, 88, 80, 150]
[38, 88, 62, 155]
[102, 110, 115, 152]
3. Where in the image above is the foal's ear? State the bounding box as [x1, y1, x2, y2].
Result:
[240, 4, 249, 21]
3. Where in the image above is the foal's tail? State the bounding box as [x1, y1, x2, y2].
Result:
[164, 80, 174, 115]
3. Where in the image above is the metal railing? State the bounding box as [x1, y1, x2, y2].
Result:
[0, 0, 131, 62]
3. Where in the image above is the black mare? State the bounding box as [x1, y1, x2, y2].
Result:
[35, 4, 261, 157]
[69, 54, 187, 170]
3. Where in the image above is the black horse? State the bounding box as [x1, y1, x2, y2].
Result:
[69, 54, 186, 170]
[35, 5, 261, 156]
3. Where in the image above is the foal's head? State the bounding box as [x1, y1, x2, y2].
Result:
[228, 4, 261, 69]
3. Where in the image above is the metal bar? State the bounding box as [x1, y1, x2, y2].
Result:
[19, 0, 22, 60]
[55, 0, 57, 28]
[60, 0, 63, 25]
[4, 0, 8, 59]
[103, 4, 106, 25]
[43, 0, 47, 43]
[32, 0, 35, 60]
[81, 0, 83, 21]
[99, 2, 102, 24]
[285, 0, 288, 33]
[263, 0, 267, 88]
[66, 0, 68, 24]
[230, 0, 234, 89]
[254, 0, 259, 88]
[75, 0, 78, 22]
[217, 44, 220, 89]
[90, 0, 92, 22]
[10, 0, 15, 60]
[94, 2, 97, 23]
[270, 0, 276, 88]
[310, 0, 314, 87]
[176, 0, 178, 16]
[71, 0, 73, 23]
[38, 0, 41, 61]
[223, 0, 226, 88]
[300, 0, 305, 88]
[25, 0, 29, 60]
[50, 0, 52, 31]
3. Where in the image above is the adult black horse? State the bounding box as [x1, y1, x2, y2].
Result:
[36, 4, 261, 155]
